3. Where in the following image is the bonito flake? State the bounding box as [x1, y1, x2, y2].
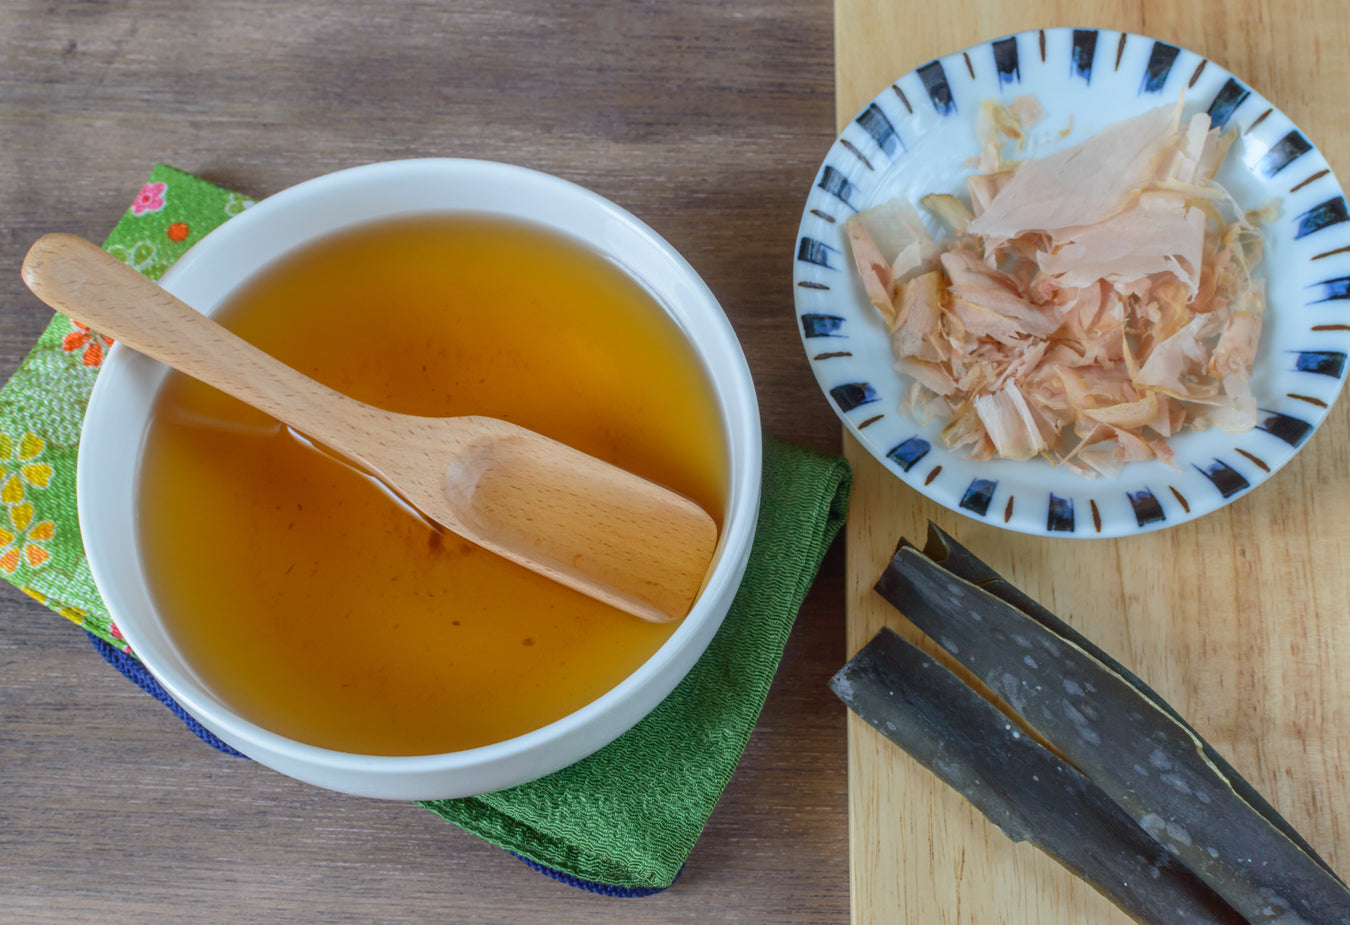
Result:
[845, 97, 1271, 476]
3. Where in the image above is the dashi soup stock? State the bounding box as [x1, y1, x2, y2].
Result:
[136, 214, 729, 756]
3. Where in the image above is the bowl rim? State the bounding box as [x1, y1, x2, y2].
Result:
[78, 157, 762, 798]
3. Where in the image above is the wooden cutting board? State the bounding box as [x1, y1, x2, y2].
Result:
[834, 2, 1350, 922]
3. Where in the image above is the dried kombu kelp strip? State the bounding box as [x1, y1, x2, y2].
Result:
[876, 542, 1350, 925]
[914, 523, 1344, 886]
[831, 628, 1246, 925]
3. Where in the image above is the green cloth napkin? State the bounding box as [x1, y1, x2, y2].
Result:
[1, 164, 852, 891]
[0, 166, 255, 642]
[421, 434, 849, 888]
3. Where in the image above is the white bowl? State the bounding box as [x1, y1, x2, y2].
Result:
[78, 159, 761, 800]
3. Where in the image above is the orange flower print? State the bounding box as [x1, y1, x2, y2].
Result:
[62, 321, 114, 368]
[0, 504, 55, 574]
[167, 222, 190, 243]
[131, 181, 167, 216]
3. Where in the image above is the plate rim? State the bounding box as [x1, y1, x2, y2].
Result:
[793, 26, 1350, 539]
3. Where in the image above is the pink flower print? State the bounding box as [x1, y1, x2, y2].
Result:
[131, 182, 167, 216]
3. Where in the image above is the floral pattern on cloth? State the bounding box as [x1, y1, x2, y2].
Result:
[225, 192, 255, 217]
[0, 431, 57, 573]
[131, 181, 167, 216]
[106, 239, 173, 280]
[61, 321, 114, 368]
[21, 586, 88, 627]
[0, 164, 250, 651]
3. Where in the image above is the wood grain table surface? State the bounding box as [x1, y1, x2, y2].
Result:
[0, 2, 849, 922]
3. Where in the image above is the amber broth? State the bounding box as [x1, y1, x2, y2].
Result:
[138, 214, 728, 756]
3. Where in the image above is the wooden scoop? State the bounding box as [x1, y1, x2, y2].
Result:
[22, 233, 718, 623]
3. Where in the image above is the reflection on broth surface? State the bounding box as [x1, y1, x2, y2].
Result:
[138, 215, 727, 755]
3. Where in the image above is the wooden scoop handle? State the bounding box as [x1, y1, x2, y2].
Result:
[21, 233, 388, 466]
[22, 233, 718, 624]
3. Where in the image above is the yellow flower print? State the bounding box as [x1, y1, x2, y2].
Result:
[0, 431, 54, 507]
[21, 587, 87, 626]
[0, 503, 55, 573]
[0, 431, 57, 573]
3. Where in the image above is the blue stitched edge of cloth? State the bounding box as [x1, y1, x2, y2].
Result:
[88, 631, 247, 758]
[86, 630, 667, 896]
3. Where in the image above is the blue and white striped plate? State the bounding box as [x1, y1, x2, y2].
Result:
[794, 28, 1349, 538]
